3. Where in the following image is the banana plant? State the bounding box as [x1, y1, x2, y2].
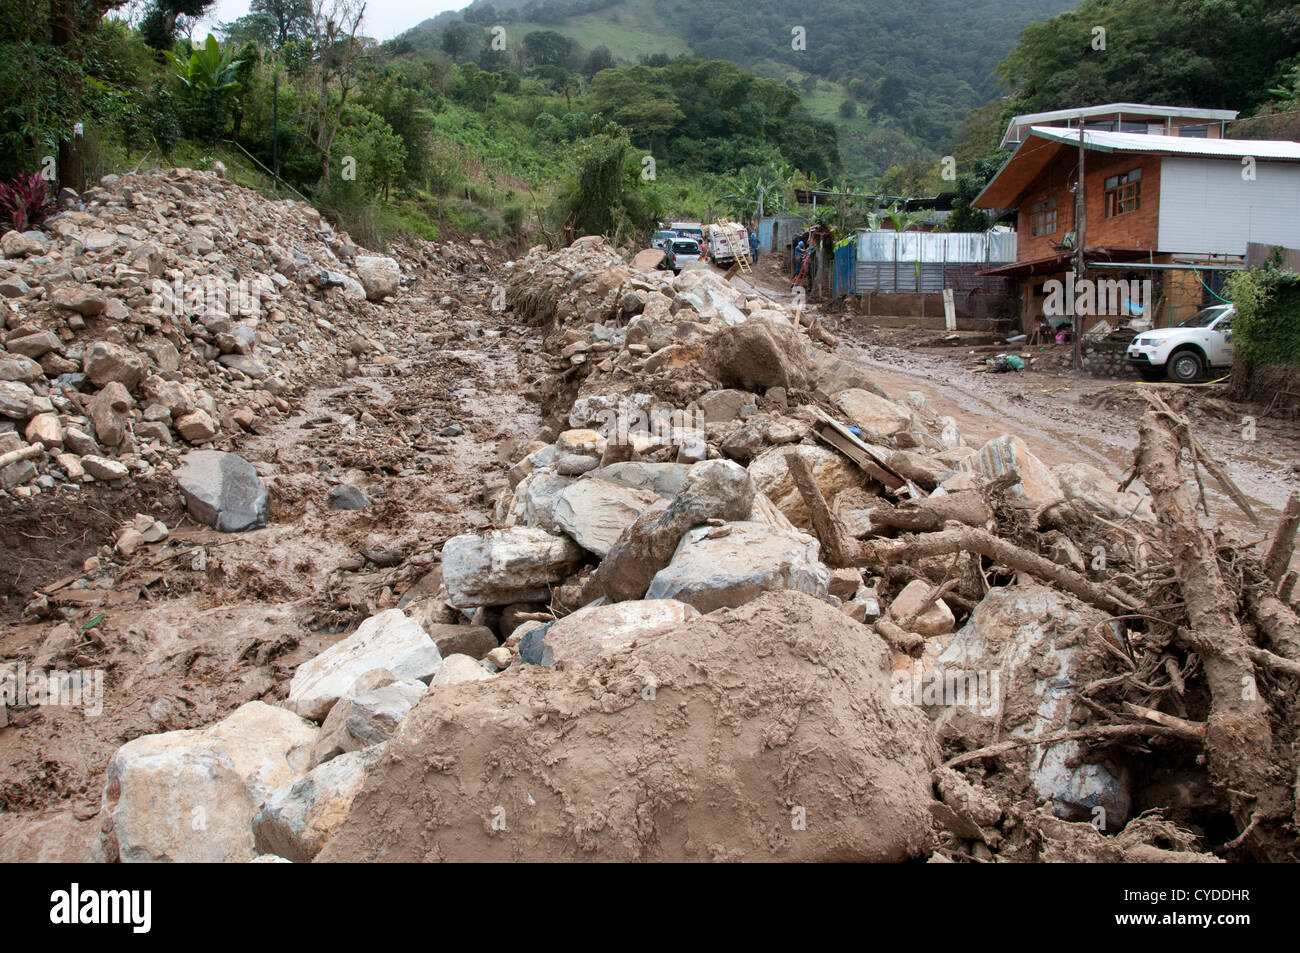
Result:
[167, 35, 244, 97]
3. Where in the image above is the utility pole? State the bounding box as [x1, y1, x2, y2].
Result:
[1072, 126, 1087, 371]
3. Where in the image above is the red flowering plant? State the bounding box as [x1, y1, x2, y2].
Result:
[0, 172, 51, 233]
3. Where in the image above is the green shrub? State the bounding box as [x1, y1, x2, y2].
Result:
[1225, 252, 1300, 368]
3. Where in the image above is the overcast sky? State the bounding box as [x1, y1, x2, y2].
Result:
[198, 0, 467, 41]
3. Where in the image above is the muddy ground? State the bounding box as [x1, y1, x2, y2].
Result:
[1, 253, 1297, 861]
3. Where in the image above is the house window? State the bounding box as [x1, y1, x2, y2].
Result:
[1179, 124, 1209, 138]
[1105, 168, 1141, 217]
[1029, 196, 1058, 236]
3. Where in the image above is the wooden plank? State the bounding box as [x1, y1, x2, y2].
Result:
[812, 421, 905, 492]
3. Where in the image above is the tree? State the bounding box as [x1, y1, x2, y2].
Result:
[440, 21, 474, 61]
[551, 132, 662, 240]
[306, 0, 366, 188]
[582, 45, 614, 79]
[221, 0, 314, 49]
[522, 30, 572, 69]
[47, 0, 130, 192]
[141, 0, 215, 51]
[166, 34, 244, 140]
[450, 62, 502, 111]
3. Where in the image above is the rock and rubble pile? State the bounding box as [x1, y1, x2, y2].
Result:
[0, 166, 480, 509]
[58, 225, 1300, 862]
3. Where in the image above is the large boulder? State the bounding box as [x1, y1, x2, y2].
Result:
[646, 521, 831, 613]
[747, 444, 870, 528]
[86, 381, 134, 448]
[7, 330, 61, 359]
[287, 609, 442, 721]
[704, 319, 809, 392]
[649, 459, 754, 560]
[175, 450, 269, 532]
[311, 677, 427, 765]
[83, 341, 145, 390]
[552, 479, 662, 557]
[587, 501, 670, 602]
[354, 256, 401, 301]
[95, 701, 317, 863]
[584, 462, 692, 498]
[506, 469, 574, 531]
[836, 388, 912, 437]
[808, 351, 888, 399]
[0, 380, 33, 418]
[441, 527, 585, 607]
[917, 584, 1131, 828]
[519, 599, 699, 666]
[253, 746, 383, 863]
[51, 283, 107, 315]
[317, 591, 938, 862]
[1052, 462, 1156, 523]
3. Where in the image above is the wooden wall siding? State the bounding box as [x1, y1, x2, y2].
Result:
[1015, 151, 1162, 261]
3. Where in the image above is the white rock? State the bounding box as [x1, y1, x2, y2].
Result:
[959, 435, 1061, 504]
[836, 388, 913, 436]
[645, 521, 831, 613]
[518, 599, 699, 666]
[440, 527, 584, 607]
[429, 653, 493, 686]
[354, 256, 400, 301]
[253, 747, 382, 862]
[287, 609, 442, 721]
[95, 701, 317, 863]
[552, 478, 662, 557]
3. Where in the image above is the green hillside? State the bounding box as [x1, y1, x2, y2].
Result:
[402, 0, 1078, 182]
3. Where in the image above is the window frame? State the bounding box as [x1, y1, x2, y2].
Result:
[1029, 195, 1059, 237]
[1104, 168, 1142, 217]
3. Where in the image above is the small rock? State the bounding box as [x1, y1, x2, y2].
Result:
[328, 485, 370, 510]
[81, 455, 129, 481]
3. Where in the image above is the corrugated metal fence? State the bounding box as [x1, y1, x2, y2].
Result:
[852, 230, 1017, 294]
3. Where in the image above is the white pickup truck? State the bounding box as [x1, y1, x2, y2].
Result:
[1126, 303, 1235, 382]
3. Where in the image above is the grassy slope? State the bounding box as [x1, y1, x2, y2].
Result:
[508, 3, 693, 60]
[504, 1, 919, 183]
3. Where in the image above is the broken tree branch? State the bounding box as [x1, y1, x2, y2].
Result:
[1137, 406, 1290, 859]
[855, 526, 1140, 617]
[872, 617, 924, 657]
[0, 443, 44, 470]
[1121, 702, 1206, 741]
[784, 450, 850, 567]
[943, 723, 1194, 770]
[1263, 490, 1300, 584]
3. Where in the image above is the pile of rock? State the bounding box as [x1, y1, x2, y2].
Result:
[429, 237, 1164, 828]
[86, 232, 1245, 862]
[0, 166, 414, 499]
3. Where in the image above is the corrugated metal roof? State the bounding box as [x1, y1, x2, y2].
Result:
[1030, 126, 1300, 160]
[1001, 103, 1238, 148]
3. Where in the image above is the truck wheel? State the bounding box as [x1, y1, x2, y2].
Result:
[1167, 349, 1203, 383]
[1136, 365, 1163, 382]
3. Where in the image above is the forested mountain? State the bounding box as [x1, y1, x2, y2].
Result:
[400, 0, 1078, 180]
[995, 0, 1299, 115]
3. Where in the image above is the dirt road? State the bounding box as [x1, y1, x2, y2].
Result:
[738, 263, 1300, 528]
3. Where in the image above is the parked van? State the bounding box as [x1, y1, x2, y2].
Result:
[703, 222, 750, 266]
